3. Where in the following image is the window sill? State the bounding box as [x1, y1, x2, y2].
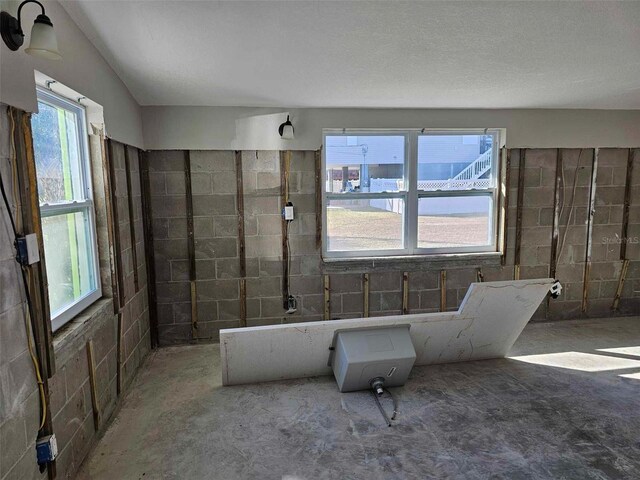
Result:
[53, 298, 115, 365]
[321, 252, 503, 273]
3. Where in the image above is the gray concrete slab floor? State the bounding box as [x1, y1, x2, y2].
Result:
[77, 316, 640, 480]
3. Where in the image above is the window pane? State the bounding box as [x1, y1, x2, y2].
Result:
[327, 198, 404, 251]
[41, 209, 97, 317]
[31, 100, 85, 204]
[417, 196, 492, 249]
[325, 135, 405, 193]
[418, 134, 494, 191]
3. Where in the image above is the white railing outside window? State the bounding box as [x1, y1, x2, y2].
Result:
[323, 129, 500, 258]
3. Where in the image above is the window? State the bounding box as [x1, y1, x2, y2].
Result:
[31, 88, 101, 331]
[323, 129, 500, 258]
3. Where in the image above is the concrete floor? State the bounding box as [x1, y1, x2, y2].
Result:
[77, 316, 640, 480]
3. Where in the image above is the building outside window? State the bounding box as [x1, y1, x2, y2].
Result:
[31, 87, 101, 331]
[323, 129, 500, 259]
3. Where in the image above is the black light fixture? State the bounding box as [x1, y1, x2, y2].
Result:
[1, 0, 61, 60]
[278, 115, 294, 140]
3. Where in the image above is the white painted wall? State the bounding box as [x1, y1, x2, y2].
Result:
[0, 0, 144, 148]
[142, 106, 640, 151]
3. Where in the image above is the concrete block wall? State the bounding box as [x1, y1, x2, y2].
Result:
[110, 142, 151, 387]
[147, 150, 193, 343]
[499, 148, 639, 319]
[0, 106, 151, 479]
[147, 148, 639, 346]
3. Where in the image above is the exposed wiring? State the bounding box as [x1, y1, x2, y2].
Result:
[371, 387, 398, 427]
[383, 387, 398, 421]
[286, 219, 292, 298]
[1, 111, 47, 432]
[24, 269, 47, 431]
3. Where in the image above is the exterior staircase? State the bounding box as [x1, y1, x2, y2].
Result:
[453, 148, 492, 181]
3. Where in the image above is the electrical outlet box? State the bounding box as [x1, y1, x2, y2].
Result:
[329, 326, 416, 393]
[25, 233, 40, 264]
[283, 205, 294, 221]
[15, 233, 40, 266]
[36, 434, 58, 464]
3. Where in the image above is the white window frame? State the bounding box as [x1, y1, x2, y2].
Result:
[35, 87, 102, 331]
[322, 128, 501, 259]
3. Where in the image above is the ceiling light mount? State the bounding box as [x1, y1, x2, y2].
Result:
[1, 0, 60, 59]
[278, 115, 294, 140]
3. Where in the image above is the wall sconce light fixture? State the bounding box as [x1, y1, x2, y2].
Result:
[1, 0, 61, 60]
[278, 115, 294, 140]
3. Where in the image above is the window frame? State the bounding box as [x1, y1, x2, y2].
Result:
[322, 128, 501, 259]
[34, 87, 102, 331]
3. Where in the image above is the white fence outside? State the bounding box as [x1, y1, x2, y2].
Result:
[369, 178, 492, 192]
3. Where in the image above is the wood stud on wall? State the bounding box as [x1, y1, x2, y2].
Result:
[280, 151, 292, 309]
[124, 146, 140, 292]
[549, 148, 562, 281]
[106, 139, 126, 308]
[102, 137, 120, 314]
[139, 150, 159, 347]
[315, 148, 322, 250]
[582, 149, 598, 313]
[116, 312, 124, 395]
[236, 151, 247, 327]
[363, 273, 370, 317]
[619, 148, 634, 262]
[440, 270, 447, 311]
[514, 148, 526, 280]
[501, 149, 512, 266]
[86, 340, 101, 430]
[324, 275, 331, 320]
[612, 148, 634, 311]
[184, 151, 198, 340]
[402, 272, 409, 314]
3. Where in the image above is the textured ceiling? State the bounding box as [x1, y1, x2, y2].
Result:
[61, 0, 640, 109]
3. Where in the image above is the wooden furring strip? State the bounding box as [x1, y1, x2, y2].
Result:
[440, 270, 447, 312]
[116, 311, 124, 395]
[620, 148, 634, 261]
[514, 149, 526, 280]
[184, 150, 198, 339]
[549, 148, 562, 280]
[86, 340, 101, 430]
[235, 151, 247, 327]
[107, 139, 125, 307]
[123, 145, 140, 292]
[139, 150, 159, 348]
[315, 148, 322, 250]
[611, 149, 635, 312]
[280, 151, 292, 309]
[612, 259, 630, 311]
[101, 136, 120, 315]
[500, 148, 511, 266]
[402, 272, 409, 315]
[323, 275, 330, 320]
[582, 149, 598, 313]
[363, 273, 370, 317]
